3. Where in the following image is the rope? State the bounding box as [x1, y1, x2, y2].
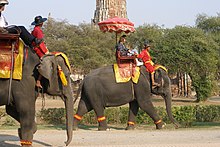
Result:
[37, 87, 45, 110]
[131, 82, 135, 100]
[7, 41, 16, 105]
[41, 87, 45, 110]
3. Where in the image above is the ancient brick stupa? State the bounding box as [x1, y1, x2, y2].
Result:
[93, 0, 127, 24]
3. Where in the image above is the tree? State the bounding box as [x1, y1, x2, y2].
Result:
[196, 14, 220, 91]
[43, 18, 115, 74]
[155, 26, 218, 101]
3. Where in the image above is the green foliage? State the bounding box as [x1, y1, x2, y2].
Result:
[191, 75, 213, 101]
[0, 108, 6, 118]
[155, 26, 218, 101]
[2, 117, 17, 126]
[196, 13, 220, 87]
[171, 106, 196, 127]
[1, 105, 220, 127]
[44, 19, 115, 74]
[36, 105, 220, 127]
[38, 108, 66, 125]
[41, 16, 219, 101]
[0, 109, 17, 126]
[105, 107, 128, 124]
[195, 105, 220, 122]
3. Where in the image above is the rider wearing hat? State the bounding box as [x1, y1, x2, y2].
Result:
[31, 15, 49, 58]
[116, 35, 130, 56]
[137, 40, 159, 87]
[31, 15, 49, 88]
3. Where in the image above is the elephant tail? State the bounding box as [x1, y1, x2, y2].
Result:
[73, 80, 83, 104]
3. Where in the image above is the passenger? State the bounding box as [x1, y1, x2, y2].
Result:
[0, 0, 42, 47]
[31, 15, 50, 88]
[136, 40, 160, 87]
[115, 35, 130, 57]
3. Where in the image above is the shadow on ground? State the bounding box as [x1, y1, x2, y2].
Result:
[0, 134, 19, 147]
[77, 124, 126, 130]
[0, 134, 52, 147]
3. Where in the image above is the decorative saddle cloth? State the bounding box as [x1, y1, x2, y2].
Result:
[113, 63, 140, 84]
[51, 51, 71, 70]
[154, 64, 168, 72]
[0, 37, 24, 80]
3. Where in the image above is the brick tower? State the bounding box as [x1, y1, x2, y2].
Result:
[93, 0, 127, 24]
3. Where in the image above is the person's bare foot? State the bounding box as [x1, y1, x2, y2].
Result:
[36, 80, 42, 88]
[152, 82, 160, 88]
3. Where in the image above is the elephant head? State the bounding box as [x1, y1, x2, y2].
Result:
[37, 54, 73, 146]
[150, 67, 179, 128]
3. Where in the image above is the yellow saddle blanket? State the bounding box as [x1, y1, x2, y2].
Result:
[0, 40, 24, 80]
[52, 51, 71, 71]
[113, 63, 140, 84]
[154, 64, 168, 72]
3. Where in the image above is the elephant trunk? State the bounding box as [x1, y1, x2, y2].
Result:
[64, 94, 73, 146]
[163, 89, 179, 129]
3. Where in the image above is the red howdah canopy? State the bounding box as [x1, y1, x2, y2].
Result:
[98, 17, 135, 34]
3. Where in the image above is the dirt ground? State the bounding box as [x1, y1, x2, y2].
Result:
[1, 127, 220, 147]
[1, 96, 220, 147]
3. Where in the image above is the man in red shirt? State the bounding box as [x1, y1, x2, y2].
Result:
[31, 15, 49, 58]
[137, 41, 159, 87]
[31, 15, 49, 88]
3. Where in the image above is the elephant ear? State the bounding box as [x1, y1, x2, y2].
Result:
[38, 55, 54, 80]
[37, 55, 61, 95]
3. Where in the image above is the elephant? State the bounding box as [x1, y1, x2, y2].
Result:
[0, 40, 73, 146]
[73, 65, 179, 131]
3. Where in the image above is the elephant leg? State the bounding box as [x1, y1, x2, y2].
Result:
[12, 86, 36, 146]
[126, 100, 139, 130]
[6, 104, 20, 122]
[86, 93, 107, 130]
[6, 105, 22, 139]
[17, 123, 37, 139]
[137, 99, 164, 129]
[94, 108, 107, 131]
[73, 98, 93, 130]
[6, 105, 37, 139]
[18, 102, 36, 146]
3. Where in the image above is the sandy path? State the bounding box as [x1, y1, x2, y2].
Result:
[0, 128, 220, 147]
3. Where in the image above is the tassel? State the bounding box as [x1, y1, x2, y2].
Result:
[58, 65, 68, 86]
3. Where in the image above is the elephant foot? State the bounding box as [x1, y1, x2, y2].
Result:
[125, 125, 135, 130]
[33, 124, 37, 134]
[98, 126, 108, 131]
[156, 122, 166, 129]
[18, 125, 37, 139]
[73, 120, 79, 131]
[73, 125, 79, 131]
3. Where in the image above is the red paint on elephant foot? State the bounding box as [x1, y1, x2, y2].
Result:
[156, 122, 166, 129]
[125, 121, 135, 130]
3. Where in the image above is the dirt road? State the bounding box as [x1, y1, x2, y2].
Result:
[0, 127, 220, 147]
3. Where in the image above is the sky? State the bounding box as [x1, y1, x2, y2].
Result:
[3, 0, 220, 29]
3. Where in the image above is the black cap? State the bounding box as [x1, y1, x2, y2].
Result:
[121, 35, 127, 38]
[144, 40, 150, 47]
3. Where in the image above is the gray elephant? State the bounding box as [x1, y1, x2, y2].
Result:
[73, 65, 179, 130]
[0, 41, 73, 146]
